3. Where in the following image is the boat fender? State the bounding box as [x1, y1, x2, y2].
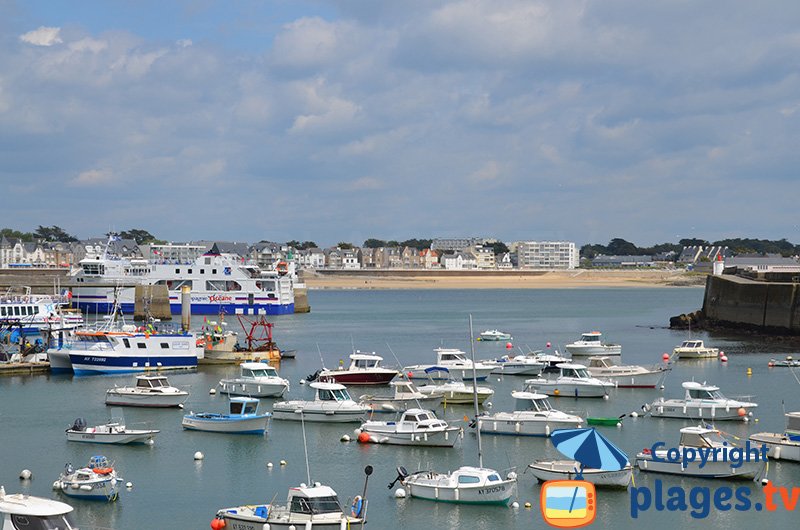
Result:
[351, 495, 364, 518]
[774, 446, 781, 460]
[80, 485, 93, 491]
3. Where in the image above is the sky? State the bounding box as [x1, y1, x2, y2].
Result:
[2, 1, 800, 247]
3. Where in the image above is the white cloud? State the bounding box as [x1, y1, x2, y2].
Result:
[176, 39, 193, 48]
[20, 26, 63, 47]
[71, 168, 114, 186]
[468, 160, 502, 183]
[346, 176, 384, 191]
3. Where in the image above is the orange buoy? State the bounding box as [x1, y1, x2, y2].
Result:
[738, 408, 747, 417]
[357, 432, 371, 443]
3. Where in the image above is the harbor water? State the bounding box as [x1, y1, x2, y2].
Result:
[1, 288, 799, 529]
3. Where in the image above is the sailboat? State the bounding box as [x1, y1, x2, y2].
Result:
[388, 316, 517, 505]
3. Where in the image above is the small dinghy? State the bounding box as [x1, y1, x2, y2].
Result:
[66, 416, 159, 445]
[54, 455, 121, 501]
[182, 397, 271, 434]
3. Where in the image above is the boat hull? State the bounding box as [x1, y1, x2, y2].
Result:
[361, 395, 443, 413]
[219, 379, 288, 398]
[182, 414, 270, 434]
[649, 401, 755, 421]
[526, 382, 611, 398]
[105, 390, 188, 408]
[56, 478, 119, 501]
[566, 345, 621, 356]
[403, 476, 515, 505]
[477, 415, 583, 437]
[529, 461, 632, 488]
[65, 429, 158, 444]
[47, 350, 73, 372]
[219, 513, 361, 530]
[586, 369, 665, 388]
[74, 300, 294, 316]
[405, 366, 494, 382]
[749, 433, 800, 462]
[320, 371, 398, 386]
[271, 405, 367, 423]
[359, 426, 460, 447]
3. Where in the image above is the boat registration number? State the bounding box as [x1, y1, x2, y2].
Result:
[479, 485, 506, 495]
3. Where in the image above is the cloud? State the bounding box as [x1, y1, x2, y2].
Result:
[19, 26, 63, 47]
[71, 168, 115, 186]
[346, 176, 384, 191]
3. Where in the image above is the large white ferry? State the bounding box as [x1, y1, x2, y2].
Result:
[71, 241, 296, 315]
[0, 290, 83, 334]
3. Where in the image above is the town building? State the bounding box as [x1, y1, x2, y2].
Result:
[515, 241, 579, 269]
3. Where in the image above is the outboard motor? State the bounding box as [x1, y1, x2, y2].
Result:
[306, 369, 322, 382]
[71, 418, 87, 432]
[387, 466, 409, 489]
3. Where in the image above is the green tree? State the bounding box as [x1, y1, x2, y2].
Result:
[487, 241, 509, 255]
[0, 228, 35, 242]
[679, 238, 710, 247]
[34, 225, 77, 242]
[116, 229, 158, 244]
[607, 238, 639, 255]
[363, 238, 386, 248]
[400, 238, 433, 250]
[337, 241, 354, 249]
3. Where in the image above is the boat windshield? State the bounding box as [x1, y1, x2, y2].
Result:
[249, 368, 277, 378]
[688, 389, 723, 400]
[11, 513, 78, 530]
[532, 398, 552, 411]
[562, 368, 590, 379]
[353, 359, 378, 369]
[289, 495, 342, 515]
[682, 341, 702, 348]
[582, 334, 601, 343]
[318, 389, 351, 401]
[440, 352, 466, 362]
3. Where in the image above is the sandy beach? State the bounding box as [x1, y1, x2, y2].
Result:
[302, 269, 706, 290]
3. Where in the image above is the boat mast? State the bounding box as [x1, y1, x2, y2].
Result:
[301, 411, 312, 485]
[468, 314, 483, 469]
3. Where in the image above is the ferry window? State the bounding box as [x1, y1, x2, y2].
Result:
[188, 269, 192, 274]
[0, 307, 5, 316]
[175, 268, 180, 274]
[14, 307, 20, 316]
[457, 475, 481, 484]
[123, 339, 130, 348]
[160, 342, 169, 349]
[212, 269, 217, 274]
[200, 269, 205, 274]
[205, 257, 211, 265]
[226, 281, 242, 291]
[137, 343, 147, 349]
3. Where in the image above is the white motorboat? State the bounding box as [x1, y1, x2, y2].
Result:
[478, 330, 512, 341]
[749, 412, 800, 462]
[388, 316, 517, 506]
[182, 397, 271, 434]
[359, 380, 443, 413]
[585, 356, 669, 388]
[673, 339, 719, 359]
[0, 486, 77, 528]
[65, 417, 158, 445]
[317, 352, 399, 385]
[565, 332, 621, 356]
[647, 381, 757, 421]
[54, 455, 121, 501]
[358, 408, 461, 447]
[215, 482, 364, 529]
[530, 351, 572, 376]
[528, 460, 633, 488]
[105, 374, 189, 408]
[218, 362, 289, 398]
[476, 391, 583, 437]
[482, 354, 545, 376]
[525, 363, 615, 398]
[272, 382, 368, 423]
[415, 368, 494, 404]
[404, 348, 494, 381]
[636, 425, 768, 479]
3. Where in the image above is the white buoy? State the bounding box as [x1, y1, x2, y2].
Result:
[267, 462, 273, 468]
[126, 482, 133, 489]
[280, 460, 287, 466]
[394, 488, 407, 498]
[194, 451, 204, 461]
[511, 501, 520, 509]
[299, 379, 306, 385]
[485, 401, 492, 409]
[209, 388, 216, 395]
[147, 439, 155, 445]
[52, 481, 59, 490]
[178, 404, 184, 409]
[603, 394, 609, 400]
[616, 422, 622, 428]
[659, 385, 665, 390]
[630, 411, 639, 418]
[19, 470, 31, 480]
[761, 478, 769, 486]
[506, 471, 517, 480]
[340, 434, 351, 442]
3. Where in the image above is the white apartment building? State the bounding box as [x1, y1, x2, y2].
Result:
[515, 241, 579, 269]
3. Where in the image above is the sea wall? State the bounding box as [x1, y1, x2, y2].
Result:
[701, 274, 800, 334]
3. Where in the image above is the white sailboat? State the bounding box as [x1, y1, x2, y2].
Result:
[389, 316, 517, 505]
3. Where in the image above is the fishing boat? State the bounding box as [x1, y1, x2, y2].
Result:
[673, 340, 719, 359]
[525, 363, 615, 398]
[478, 330, 512, 341]
[647, 381, 757, 421]
[54, 456, 121, 501]
[585, 356, 669, 388]
[565, 332, 621, 357]
[317, 352, 399, 385]
[357, 408, 461, 447]
[415, 367, 494, 404]
[105, 374, 189, 408]
[218, 362, 290, 398]
[475, 391, 583, 437]
[482, 354, 545, 376]
[403, 348, 494, 382]
[635, 425, 768, 479]
[769, 355, 800, 367]
[359, 380, 443, 413]
[182, 397, 271, 434]
[200, 315, 285, 364]
[65, 417, 158, 445]
[528, 460, 633, 488]
[0, 487, 78, 527]
[272, 382, 368, 423]
[749, 412, 800, 462]
[71, 238, 296, 315]
[388, 316, 517, 505]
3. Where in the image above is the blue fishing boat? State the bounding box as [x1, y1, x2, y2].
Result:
[182, 397, 271, 434]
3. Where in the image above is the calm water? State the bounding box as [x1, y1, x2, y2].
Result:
[2, 288, 800, 529]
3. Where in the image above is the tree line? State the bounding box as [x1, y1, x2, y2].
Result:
[1, 226, 163, 245]
[580, 237, 800, 259]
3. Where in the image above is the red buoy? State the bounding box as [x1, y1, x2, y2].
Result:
[357, 432, 371, 444]
[662, 353, 670, 361]
[546, 342, 551, 348]
[505, 342, 513, 349]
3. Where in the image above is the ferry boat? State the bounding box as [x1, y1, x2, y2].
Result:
[0, 290, 83, 334]
[71, 239, 296, 316]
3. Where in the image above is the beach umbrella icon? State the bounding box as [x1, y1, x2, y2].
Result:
[550, 428, 629, 476]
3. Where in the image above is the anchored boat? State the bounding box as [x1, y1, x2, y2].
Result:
[673, 339, 719, 359]
[475, 391, 583, 437]
[272, 382, 368, 423]
[750, 412, 800, 462]
[54, 456, 121, 501]
[182, 397, 271, 434]
[65, 416, 158, 445]
[105, 374, 189, 408]
[528, 460, 633, 488]
[565, 332, 621, 357]
[585, 356, 669, 388]
[358, 408, 461, 447]
[525, 363, 615, 398]
[218, 362, 289, 398]
[317, 352, 399, 386]
[359, 380, 443, 413]
[647, 381, 757, 421]
[404, 348, 494, 382]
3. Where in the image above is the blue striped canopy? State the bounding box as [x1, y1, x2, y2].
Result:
[550, 428, 629, 471]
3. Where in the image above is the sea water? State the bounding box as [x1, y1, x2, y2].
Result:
[1, 288, 799, 529]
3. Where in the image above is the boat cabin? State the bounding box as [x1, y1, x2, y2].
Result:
[579, 332, 603, 343]
[229, 398, 260, 415]
[348, 352, 384, 369]
[587, 357, 615, 369]
[390, 380, 422, 397]
[682, 382, 724, 401]
[434, 348, 468, 363]
[240, 363, 280, 379]
[678, 427, 727, 448]
[511, 391, 553, 412]
[135, 375, 171, 389]
[556, 363, 592, 379]
[451, 467, 504, 486]
[311, 382, 354, 402]
[785, 412, 800, 435]
[679, 340, 706, 349]
[0, 490, 77, 529]
[287, 485, 344, 516]
[398, 409, 447, 429]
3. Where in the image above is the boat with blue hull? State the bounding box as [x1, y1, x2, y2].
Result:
[182, 397, 271, 434]
[71, 238, 297, 316]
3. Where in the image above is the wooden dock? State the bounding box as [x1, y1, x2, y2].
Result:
[0, 362, 50, 375]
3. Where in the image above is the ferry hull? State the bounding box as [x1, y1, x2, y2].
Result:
[73, 300, 294, 316]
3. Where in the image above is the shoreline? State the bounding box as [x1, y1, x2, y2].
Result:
[302, 270, 707, 290]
